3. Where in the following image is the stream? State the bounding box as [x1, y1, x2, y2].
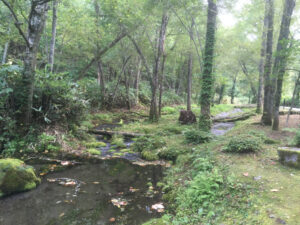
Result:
[0, 159, 163, 225]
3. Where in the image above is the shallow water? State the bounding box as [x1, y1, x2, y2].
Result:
[211, 122, 235, 136]
[0, 158, 163, 225]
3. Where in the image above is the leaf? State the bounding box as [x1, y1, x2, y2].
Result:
[271, 189, 279, 192]
[243, 172, 249, 177]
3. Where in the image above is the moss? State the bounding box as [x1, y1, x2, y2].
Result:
[141, 150, 159, 161]
[143, 218, 170, 225]
[120, 149, 130, 153]
[113, 152, 125, 157]
[84, 141, 107, 148]
[86, 149, 101, 155]
[278, 147, 300, 169]
[0, 158, 41, 196]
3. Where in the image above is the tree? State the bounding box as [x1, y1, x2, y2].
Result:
[257, 0, 269, 113]
[272, 0, 295, 130]
[1, 0, 52, 125]
[49, 0, 57, 73]
[261, 0, 274, 125]
[199, 0, 218, 131]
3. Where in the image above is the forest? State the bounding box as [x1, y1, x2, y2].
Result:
[0, 0, 300, 224]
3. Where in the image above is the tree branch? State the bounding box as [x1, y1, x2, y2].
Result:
[0, 0, 30, 48]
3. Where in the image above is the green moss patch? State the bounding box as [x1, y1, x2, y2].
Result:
[278, 147, 300, 169]
[84, 141, 107, 148]
[0, 158, 41, 196]
[86, 149, 101, 155]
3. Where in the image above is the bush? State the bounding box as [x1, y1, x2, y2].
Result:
[184, 129, 213, 144]
[132, 136, 166, 152]
[294, 129, 300, 147]
[223, 135, 262, 153]
[36, 133, 61, 153]
[158, 147, 183, 161]
[141, 150, 159, 161]
[111, 135, 126, 148]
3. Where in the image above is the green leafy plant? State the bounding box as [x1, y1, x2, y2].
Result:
[223, 135, 262, 153]
[184, 129, 213, 144]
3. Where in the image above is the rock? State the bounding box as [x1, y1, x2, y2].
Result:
[278, 147, 300, 169]
[178, 110, 197, 124]
[0, 158, 41, 197]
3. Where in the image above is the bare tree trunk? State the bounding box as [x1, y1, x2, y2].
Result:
[149, 10, 169, 122]
[261, 0, 274, 125]
[257, 0, 269, 113]
[199, 0, 218, 131]
[159, 54, 167, 116]
[1, 41, 9, 64]
[134, 57, 141, 105]
[218, 84, 225, 104]
[49, 0, 57, 73]
[187, 20, 194, 111]
[230, 73, 238, 104]
[22, 2, 49, 125]
[272, 0, 295, 130]
[286, 72, 300, 125]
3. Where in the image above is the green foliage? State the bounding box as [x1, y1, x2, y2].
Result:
[132, 136, 166, 152]
[111, 135, 126, 148]
[84, 141, 106, 148]
[198, 115, 212, 132]
[158, 147, 184, 161]
[141, 150, 159, 161]
[223, 134, 262, 153]
[184, 129, 213, 144]
[92, 113, 113, 123]
[86, 148, 101, 155]
[36, 133, 61, 153]
[293, 129, 300, 147]
[161, 106, 176, 115]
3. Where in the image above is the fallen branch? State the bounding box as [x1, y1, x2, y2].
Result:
[90, 130, 145, 137]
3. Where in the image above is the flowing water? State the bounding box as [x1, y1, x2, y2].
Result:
[0, 158, 163, 225]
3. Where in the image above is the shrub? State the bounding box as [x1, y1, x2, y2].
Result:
[184, 129, 213, 144]
[84, 141, 106, 148]
[132, 136, 166, 152]
[141, 150, 159, 161]
[111, 135, 126, 148]
[86, 148, 101, 155]
[294, 129, 300, 147]
[223, 135, 262, 153]
[36, 133, 61, 153]
[158, 147, 183, 161]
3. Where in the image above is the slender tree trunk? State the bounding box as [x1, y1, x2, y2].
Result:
[159, 54, 167, 116]
[261, 0, 274, 125]
[272, 0, 295, 130]
[286, 72, 300, 125]
[149, 11, 168, 122]
[22, 2, 49, 125]
[240, 61, 258, 102]
[199, 0, 218, 131]
[218, 84, 225, 104]
[187, 20, 194, 111]
[257, 0, 269, 113]
[1, 41, 9, 64]
[97, 60, 105, 95]
[230, 73, 238, 104]
[49, 0, 58, 73]
[134, 57, 141, 105]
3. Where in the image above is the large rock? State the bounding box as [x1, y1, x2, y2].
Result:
[278, 147, 300, 169]
[0, 158, 41, 197]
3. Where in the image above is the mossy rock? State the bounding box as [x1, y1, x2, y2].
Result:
[278, 147, 300, 169]
[84, 141, 107, 148]
[0, 158, 41, 197]
[86, 148, 101, 155]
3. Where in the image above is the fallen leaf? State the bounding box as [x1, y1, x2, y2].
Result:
[109, 217, 116, 222]
[93, 181, 100, 184]
[129, 187, 139, 192]
[151, 203, 164, 213]
[243, 172, 249, 177]
[59, 213, 65, 218]
[40, 173, 47, 176]
[271, 189, 279, 192]
[61, 161, 71, 166]
[47, 178, 56, 183]
[64, 181, 76, 187]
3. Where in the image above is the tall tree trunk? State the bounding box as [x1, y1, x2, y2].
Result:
[159, 54, 167, 116]
[22, 2, 49, 125]
[261, 0, 274, 125]
[49, 0, 58, 73]
[286, 72, 300, 125]
[272, 0, 295, 130]
[149, 11, 168, 122]
[199, 0, 218, 131]
[240, 61, 258, 102]
[257, 0, 269, 113]
[230, 73, 238, 104]
[97, 60, 105, 95]
[218, 84, 225, 104]
[1, 41, 9, 64]
[187, 20, 194, 111]
[134, 57, 141, 105]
